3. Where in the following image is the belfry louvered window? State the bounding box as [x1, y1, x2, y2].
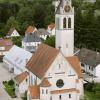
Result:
[68, 17, 71, 28]
[63, 18, 66, 28]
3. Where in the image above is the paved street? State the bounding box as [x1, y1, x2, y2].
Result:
[0, 63, 21, 100]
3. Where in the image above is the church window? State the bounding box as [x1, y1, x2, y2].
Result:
[59, 64, 61, 69]
[68, 18, 71, 28]
[56, 79, 64, 88]
[50, 96, 52, 100]
[69, 94, 71, 98]
[68, 70, 75, 76]
[46, 89, 48, 94]
[59, 95, 62, 100]
[42, 89, 44, 94]
[63, 18, 66, 28]
[26, 78, 27, 82]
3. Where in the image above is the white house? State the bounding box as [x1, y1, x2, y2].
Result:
[26, 44, 84, 100]
[6, 28, 20, 38]
[22, 32, 42, 53]
[0, 38, 13, 61]
[15, 71, 29, 97]
[3, 45, 32, 75]
[76, 48, 100, 80]
[47, 23, 55, 36]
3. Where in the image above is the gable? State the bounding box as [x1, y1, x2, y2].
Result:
[11, 30, 20, 36]
[44, 54, 82, 79]
[44, 53, 77, 78]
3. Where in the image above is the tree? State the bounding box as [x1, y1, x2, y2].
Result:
[33, 3, 46, 28]
[44, 36, 55, 47]
[4, 16, 19, 34]
[17, 7, 34, 33]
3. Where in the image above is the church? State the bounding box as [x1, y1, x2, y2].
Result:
[26, 0, 84, 100]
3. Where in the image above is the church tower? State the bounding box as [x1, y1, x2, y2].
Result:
[55, 0, 74, 57]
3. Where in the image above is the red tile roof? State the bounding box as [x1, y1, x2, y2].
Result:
[66, 56, 83, 78]
[28, 85, 40, 99]
[48, 23, 55, 30]
[15, 71, 29, 84]
[25, 26, 36, 34]
[26, 43, 59, 79]
[40, 78, 51, 87]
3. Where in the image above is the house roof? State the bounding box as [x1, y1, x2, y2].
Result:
[26, 43, 59, 79]
[0, 38, 13, 51]
[15, 71, 29, 84]
[23, 32, 42, 43]
[3, 45, 32, 70]
[51, 88, 80, 94]
[40, 78, 51, 87]
[37, 28, 50, 35]
[66, 56, 83, 78]
[48, 23, 55, 30]
[28, 85, 40, 99]
[25, 26, 37, 34]
[76, 48, 100, 67]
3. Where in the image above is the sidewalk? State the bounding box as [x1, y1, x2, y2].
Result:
[0, 63, 22, 100]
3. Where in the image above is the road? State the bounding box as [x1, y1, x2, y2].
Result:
[0, 63, 22, 100]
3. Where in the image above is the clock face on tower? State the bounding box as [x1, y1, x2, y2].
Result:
[64, 5, 71, 12]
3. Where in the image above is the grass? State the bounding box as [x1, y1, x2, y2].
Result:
[3, 81, 16, 98]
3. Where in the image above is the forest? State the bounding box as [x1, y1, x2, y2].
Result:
[0, 0, 100, 51]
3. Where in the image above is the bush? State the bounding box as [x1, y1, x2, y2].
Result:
[3, 81, 7, 84]
[84, 82, 96, 92]
[8, 79, 14, 86]
[85, 83, 93, 91]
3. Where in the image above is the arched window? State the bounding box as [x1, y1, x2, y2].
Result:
[63, 18, 66, 28]
[68, 18, 71, 28]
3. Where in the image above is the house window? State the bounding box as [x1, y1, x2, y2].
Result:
[69, 94, 71, 98]
[42, 89, 44, 94]
[63, 18, 66, 28]
[68, 18, 71, 28]
[59, 95, 62, 100]
[81, 63, 85, 67]
[16, 84, 19, 87]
